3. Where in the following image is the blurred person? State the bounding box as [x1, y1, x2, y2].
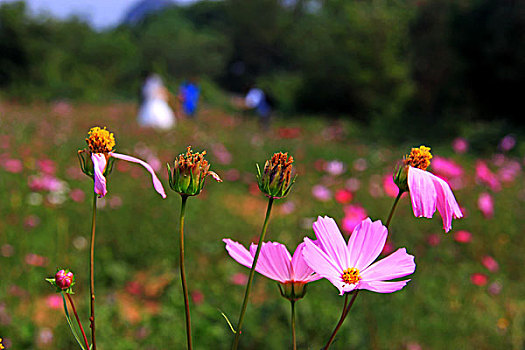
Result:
[177, 79, 200, 119]
[245, 85, 272, 130]
[137, 74, 175, 130]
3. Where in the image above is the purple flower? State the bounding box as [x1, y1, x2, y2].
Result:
[303, 216, 415, 295]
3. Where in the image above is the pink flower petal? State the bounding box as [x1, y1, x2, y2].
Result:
[255, 242, 292, 283]
[291, 242, 321, 282]
[358, 280, 410, 293]
[91, 153, 108, 197]
[312, 216, 349, 270]
[360, 248, 415, 282]
[111, 152, 166, 198]
[303, 238, 346, 295]
[223, 239, 254, 268]
[347, 218, 387, 270]
[408, 167, 462, 232]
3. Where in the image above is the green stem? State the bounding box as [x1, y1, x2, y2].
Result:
[179, 195, 193, 350]
[67, 293, 90, 350]
[232, 197, 275, 350]
[89, 192, 97, 350]
[323, 291, 359, 349]
[291, 300, 296, 350]
[385, 190, 404, 230]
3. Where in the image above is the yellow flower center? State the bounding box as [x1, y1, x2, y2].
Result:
[403, 145, 432, 170]
[86, 127, 115, 154]
[342, 267, 361, 285]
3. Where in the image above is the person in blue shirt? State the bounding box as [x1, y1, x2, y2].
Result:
[178, 79, 200, 118]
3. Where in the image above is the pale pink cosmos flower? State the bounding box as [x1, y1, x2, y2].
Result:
[223, 239, 321, 285]
[452, 137, 469, 154]
[477, 192, 494, 218]
[303, 216, 415, 295]
[396, 147, 463, 233]
[81, 127, 166, 198]
[482, 256, 499, 272]
[453, 230, 472, 243]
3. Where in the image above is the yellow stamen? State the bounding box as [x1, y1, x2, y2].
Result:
[86, 127, 115, 154]
[403, 145, 432, 170]
[342, 267, 361, 285]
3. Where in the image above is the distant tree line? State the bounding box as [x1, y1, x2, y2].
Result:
[1, 0, 524, 132]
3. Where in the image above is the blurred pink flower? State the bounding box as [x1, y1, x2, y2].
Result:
[335, 189, 353, 204]
[230, 273, 248, 286]
[477, 192, 494, 218]
[383, 174, 398, 197]
[25, 253, 48, 267]
[407, 167, 463, 232]
[223, 240, 320, 284]
[1, 244, 14, 257]
[223, 169, 240, 182]
[109, 195, 123, 209]
[431, 156, 464, 179]
[488, 281, 502, 295]
[280, 201, 296, 215]
[498, 160, 521, 183]
[325, 160, 345, 176]
[37, 159, 56, 175]
[191, 290, 205, 305]
[499, 135, 516, 152]
[342, 204, 368, 234]
[482, 256, 499, 272]
[452, 137, 469, 154]
[70, 188, 86, 202]
[470, 273, 488, 286]
[353, 158, 367, 172]
[454, 230, 472, 243]
[345, 178, 361, 192]
[312, 184, 331, 201]
[303, 217, 415, 295]
[211, 143, 233, 165]
[24, 215, 40, 229]
[2, 159, 23, 173]
[45, 294, 63, 309]
[476, 161, 501, 192]
[28, 174, 65, 192]
[427, 234, 440, 247]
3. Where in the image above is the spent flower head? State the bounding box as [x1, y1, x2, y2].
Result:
[393, 145, 462, 232]
[168, 146, 222, 196]
[78, 126, 166, 198]
[46, 268, 75, 294]
[256, 152, 296, 199]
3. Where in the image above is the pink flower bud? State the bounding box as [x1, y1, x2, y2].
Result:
[55, 269, 74, 290]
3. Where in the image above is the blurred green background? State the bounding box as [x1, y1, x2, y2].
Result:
[1, 0, 524, 349]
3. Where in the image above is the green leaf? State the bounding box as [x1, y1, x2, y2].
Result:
[61, 293, 87, 350]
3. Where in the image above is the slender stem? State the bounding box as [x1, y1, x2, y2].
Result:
[232, 197, 275, 350]
[323, 291, 359, 349]
[291, 300, 297, 350]
[385, 190, 404, 229]
[66, 293, 90, 350]
[179, 195, 193, 350]
[89, 192, 97, 350]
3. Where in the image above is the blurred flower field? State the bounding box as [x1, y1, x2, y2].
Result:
[0, 101, 524, 349]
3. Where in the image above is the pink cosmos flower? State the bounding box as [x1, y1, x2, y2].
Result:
[395, 147, 463, 232]
[475, 161, 501, 192]
[470, 273, 488, 286]
[303, 216, 415, 295]
[312, 184, 332, 201]
[383, 174, 399, 198]
[335, 189, 353, 204]
[453, 230, 472, 243]
[81, 127, 166, 198]
[223, 239, 321, 285]
[431, 156, 464, 180]
[482, 256, 499, 272]
[342, 204, 367, 234]
[477, 192, 494, 218]
[452, 137, 469, 154]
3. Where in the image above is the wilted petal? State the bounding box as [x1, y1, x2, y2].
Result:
[408, 167, 437, 218]
[347, 218, 387, 270]
[432, 174, 463, 232]
[111, 152, 166, 198]
[208, 171, 222, 182]
[291, 242, 321, 282]
[91, 153, 107, 197]
[360, 248, 415, 282]
[358, 280, 410, 293]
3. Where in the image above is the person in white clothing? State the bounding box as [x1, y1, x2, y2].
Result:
[137, 74, 176, 130]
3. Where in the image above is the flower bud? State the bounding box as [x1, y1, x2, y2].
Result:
[47, 268, 75, 293]
[393, 164, 409, 193]
[278, 281, 307, 301]
[167, 146, 222, 196]
[256, 152, 296, 199]
[55, 269, 74, 290]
